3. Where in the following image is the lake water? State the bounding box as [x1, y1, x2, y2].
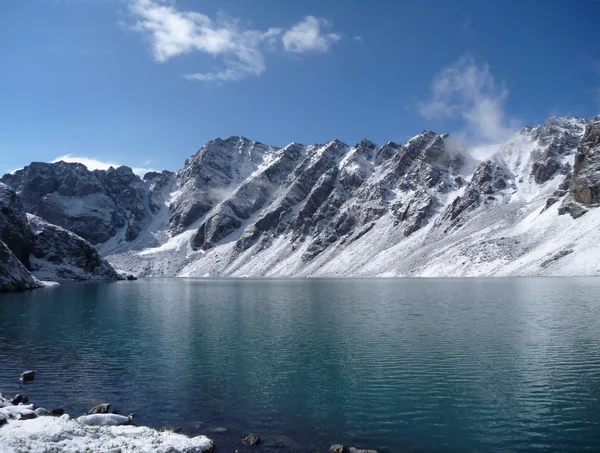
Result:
[1, 278, 600, 452]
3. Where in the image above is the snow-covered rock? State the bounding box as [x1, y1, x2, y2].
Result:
[78, 413, 132, 426]
[0, 394, 213, 453]
[0, 239, 43, 292]
[27, 214, 122, 282]
[0, 183, 123, 290]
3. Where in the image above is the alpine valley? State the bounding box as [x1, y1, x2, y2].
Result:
[2, 114, 600, 290]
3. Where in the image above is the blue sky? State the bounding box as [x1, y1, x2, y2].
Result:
[1, 0, 599, 175]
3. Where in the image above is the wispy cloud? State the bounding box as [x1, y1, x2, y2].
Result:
[418, 55, 519, 145]
[52, 155, 155, 177]
[128, 0, 343, 82]
[282, 16, 340, 53]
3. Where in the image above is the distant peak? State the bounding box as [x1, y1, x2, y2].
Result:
[326, 138, 348, 148]
[359, 138, 378, 149]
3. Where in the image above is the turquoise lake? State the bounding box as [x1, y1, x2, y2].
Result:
[1, 278, 600, 452]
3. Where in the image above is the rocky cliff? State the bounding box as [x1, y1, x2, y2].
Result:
[1, 163, 175, 250]
[558, 116, 600, 219]
[0, 240, 43, 292]
[0, 182, 123, 291]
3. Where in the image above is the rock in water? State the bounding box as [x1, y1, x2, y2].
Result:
[330, 445, 346, 453]
[0, 414, 7, 426]
[20, 370, 35, 382]
[242, 434, 261, 445]
[88, 403, 111, 414]
[50, 408, 65, 416]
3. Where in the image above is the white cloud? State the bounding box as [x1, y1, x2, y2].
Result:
[128, 1, 342, 82]
[282, 16, 341, 53]
[52, 155, 155, 177]
[418, 55, 519, 144]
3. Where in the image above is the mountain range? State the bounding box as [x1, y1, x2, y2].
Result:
[1, 114, 599, 290]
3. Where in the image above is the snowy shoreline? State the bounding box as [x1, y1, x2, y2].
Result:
[0, 392, 213, 453]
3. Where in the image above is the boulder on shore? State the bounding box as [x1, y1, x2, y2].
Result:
[12, 394, 29, 405]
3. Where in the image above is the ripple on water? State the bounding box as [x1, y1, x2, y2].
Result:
[0, 278, 600, 452]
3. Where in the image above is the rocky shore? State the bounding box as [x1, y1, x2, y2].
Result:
[0, 372, 382, 453]
[0, 386, 213, 453]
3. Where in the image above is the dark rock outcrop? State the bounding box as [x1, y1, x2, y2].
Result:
[528, 117, 586, 184]
[0, 183, 33, 267]
[1, 162, 157, 245]
[0, 240, 42, 292]
[559, 116, 600, 218]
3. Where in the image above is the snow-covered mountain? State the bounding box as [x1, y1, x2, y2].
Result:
[0, 182, 123, 292]
[3, 115, 600, 279]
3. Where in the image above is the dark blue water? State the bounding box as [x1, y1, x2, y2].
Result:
[1, 278, 600, 452]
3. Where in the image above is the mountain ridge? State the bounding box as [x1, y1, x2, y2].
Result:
[2, 114, 600, 280]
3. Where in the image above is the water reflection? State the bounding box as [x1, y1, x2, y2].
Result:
[1, 278, 600, 452]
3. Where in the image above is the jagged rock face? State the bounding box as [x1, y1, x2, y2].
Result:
[188, 132, 466, 261]
[556, 116, 600, 219]
[171, 137, 280, 233]
[192, 142, 306, 250]
[0, 162, 150, 245]
[0, 183, 33, 268]
[27, 215, 122, 282]
[571, 116, 600, 204]
[144, 171, 177, 215]
[437, 160, 512, 231]
[528, 117, 586, 184]
[0, 240, 42, 292]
